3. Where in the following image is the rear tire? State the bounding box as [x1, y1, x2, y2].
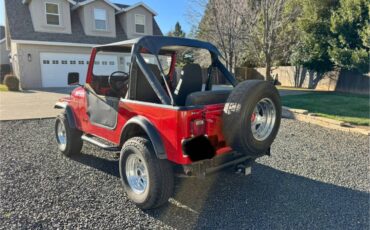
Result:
[55, 114, 83, 157]
[119, 137, 174, 209]
[223, 80, 281, 156]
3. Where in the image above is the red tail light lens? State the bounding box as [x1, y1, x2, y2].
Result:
[190, 119, 206, 136]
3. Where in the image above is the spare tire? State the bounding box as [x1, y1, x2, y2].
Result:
[222, 80, 281, 157]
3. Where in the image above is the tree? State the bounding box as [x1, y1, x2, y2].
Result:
[167, 22, 193, 66]
[193, 0, 299, 79]
[195, 0, 257, 72]
[291, 0, 339, 72]
[329, 0, 369, 73]
[242, 0, 301, 80]
[292, 0, 369, 73]
[167, 22, 186, 38]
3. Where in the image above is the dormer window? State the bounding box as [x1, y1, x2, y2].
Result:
[135, 14, 145, 34]
[94, 8, 107, 30]
[45, 3, 60, 25]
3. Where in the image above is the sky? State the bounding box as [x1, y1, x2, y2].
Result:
[0, 0, 199, 35]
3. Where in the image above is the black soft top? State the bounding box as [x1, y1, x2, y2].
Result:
[95, 36, 222, 56]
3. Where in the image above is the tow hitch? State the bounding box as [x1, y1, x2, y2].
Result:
[235, 162, 252, 176]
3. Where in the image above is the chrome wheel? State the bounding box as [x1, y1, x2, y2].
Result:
[250, 98, 276, 141]
[56, 120, 67, 151]
[126, 154, 148, 194]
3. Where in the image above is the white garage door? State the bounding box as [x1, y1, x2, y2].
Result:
[40, 53, 118, 87]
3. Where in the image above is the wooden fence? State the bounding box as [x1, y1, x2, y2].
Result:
[235, 66, 369, 94]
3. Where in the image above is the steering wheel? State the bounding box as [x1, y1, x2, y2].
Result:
[108, 71, 129, 94]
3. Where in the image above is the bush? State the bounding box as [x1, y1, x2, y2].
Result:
[0, 64, 12, 83]
[4, 74, 20, 91]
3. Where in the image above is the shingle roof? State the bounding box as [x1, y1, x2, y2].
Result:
[76, 0, 127, 7]
[153, 20, 163, 36]
[114, 3, 130, 9]
[5, 0, 162, 45]
[0, 26, 5, 40]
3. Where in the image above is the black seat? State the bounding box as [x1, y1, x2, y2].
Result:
[135, 64, 164, 103]
[173, 64, 203, 106]
[185, 90, 231, 106]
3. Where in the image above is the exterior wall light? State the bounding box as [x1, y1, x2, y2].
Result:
[27, 53, 32, 62]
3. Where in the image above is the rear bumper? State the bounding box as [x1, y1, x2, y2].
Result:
[176, 151, 254, 177]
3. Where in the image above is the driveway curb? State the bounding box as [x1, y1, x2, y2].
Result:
[282, 106, 370, 136]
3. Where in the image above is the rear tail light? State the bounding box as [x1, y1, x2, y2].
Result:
[190, 119, 206, 136]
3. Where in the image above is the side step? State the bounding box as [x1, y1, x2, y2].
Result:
[81, 134, 120, 151]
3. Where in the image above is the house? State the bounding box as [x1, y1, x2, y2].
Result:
[0, 26, 10, 65]
[4, 0, 162, 88]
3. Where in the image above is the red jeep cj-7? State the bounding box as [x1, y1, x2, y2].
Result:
[54, 36, 281, 209]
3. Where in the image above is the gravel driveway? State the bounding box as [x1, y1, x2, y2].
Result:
[0, 119, 369, 229]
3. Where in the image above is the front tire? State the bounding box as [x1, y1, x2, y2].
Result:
[119, 137, 174, 209]
[55, 114, 83, 157]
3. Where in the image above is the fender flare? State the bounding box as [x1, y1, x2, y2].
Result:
[121, 116, 167, 159]
[54, 102, 77, 129]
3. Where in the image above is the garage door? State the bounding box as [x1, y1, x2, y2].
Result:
[40, 53, 118, 87]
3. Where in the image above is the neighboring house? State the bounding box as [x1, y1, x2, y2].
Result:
[4, 0, 162, 88]
[0, 26, 10, 65]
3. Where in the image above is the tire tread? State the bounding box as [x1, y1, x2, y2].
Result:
[55, 113, 83, 157]
[120, 136, 174, 209]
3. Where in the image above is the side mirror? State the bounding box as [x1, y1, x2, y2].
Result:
[68, 72, 79, 85]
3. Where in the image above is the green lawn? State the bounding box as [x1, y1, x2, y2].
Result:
[282, 92, 370, 126]
[0, 84, 8, 92]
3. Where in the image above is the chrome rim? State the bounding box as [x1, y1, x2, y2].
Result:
[250, 98, 276, 141]
[56, 120, 67, 151]
[126, 154, 148, 194]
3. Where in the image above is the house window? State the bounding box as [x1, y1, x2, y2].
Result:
[119, 57, 124, 65]
[70, 60, 76, 64]
[52, 60, 59, 64]
[109, 61, 115, 65]
[45, 3, 60, 25]
[61, 60, 67, 64]
[94, 8, 107, 30]
[135, 14, 145, 33]
[78, 60, 84, 65]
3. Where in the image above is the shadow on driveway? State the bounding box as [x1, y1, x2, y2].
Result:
[71, 152, 369, 229]
[71, 152, 119, 178]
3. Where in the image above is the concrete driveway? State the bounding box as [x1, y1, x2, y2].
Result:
[0, 88, 72, 121]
